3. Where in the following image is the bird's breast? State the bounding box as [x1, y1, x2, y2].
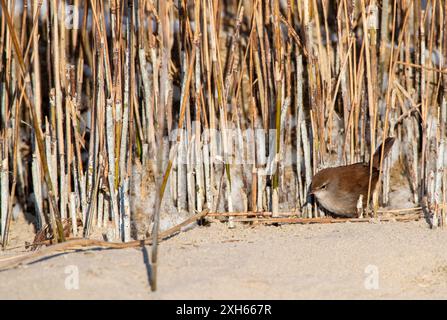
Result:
[315, 192, 357, 216]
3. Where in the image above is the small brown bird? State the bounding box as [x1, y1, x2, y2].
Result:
[310, 138, 396, 217]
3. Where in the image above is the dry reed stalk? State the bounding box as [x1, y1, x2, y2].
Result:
[0, 149, 7, 241]
[69, 192, 77, 237]
[0, 0, 65, 242]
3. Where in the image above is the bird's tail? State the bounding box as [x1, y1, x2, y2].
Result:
[372, 137, 396, 169]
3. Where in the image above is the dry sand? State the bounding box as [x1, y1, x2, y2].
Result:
[1, 218, 447, 299]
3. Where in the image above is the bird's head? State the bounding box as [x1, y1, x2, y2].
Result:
[309, 169, 333, 200]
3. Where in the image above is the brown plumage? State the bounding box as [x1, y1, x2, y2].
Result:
[310, 138, 396, 217]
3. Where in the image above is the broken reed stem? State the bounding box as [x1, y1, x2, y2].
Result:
[0, 209, 210, 272]
[229, 214, 421, 224]
[207, 206, 424, 217]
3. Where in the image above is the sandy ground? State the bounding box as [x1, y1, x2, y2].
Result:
[1, 217, 447, 299]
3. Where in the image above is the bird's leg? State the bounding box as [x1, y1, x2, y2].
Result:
[356, 195, 364, 218]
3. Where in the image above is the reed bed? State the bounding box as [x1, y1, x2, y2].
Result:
[0, 0, 446, 253]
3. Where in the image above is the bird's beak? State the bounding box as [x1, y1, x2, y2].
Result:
[301, 190, 314, 209]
